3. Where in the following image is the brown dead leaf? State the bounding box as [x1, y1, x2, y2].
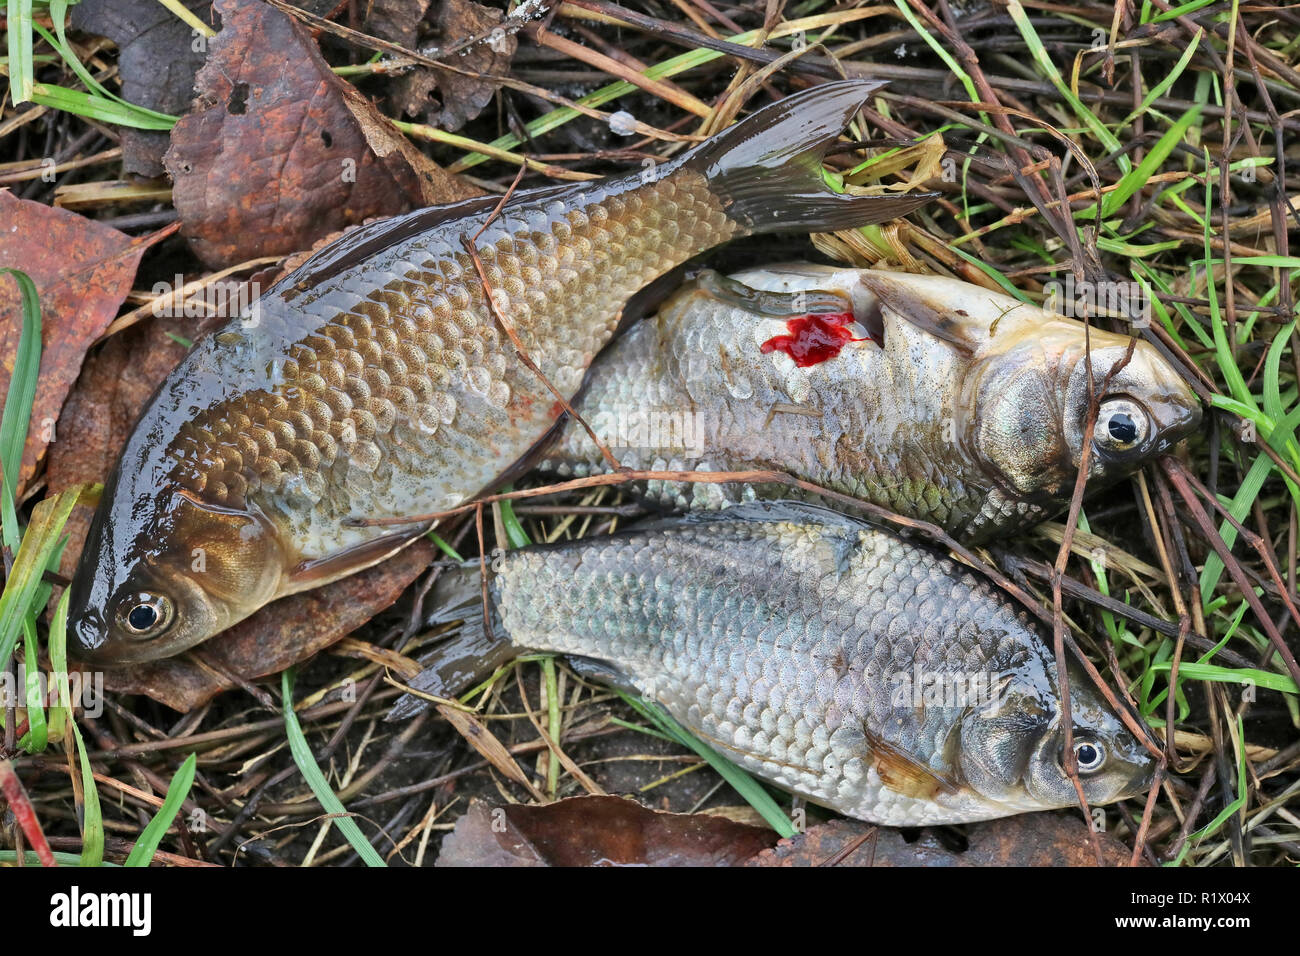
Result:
[363, 0, 431, 47]
[0, 193, 167, 493]
[395, 0, 516, 131]
[437, 795, 779, 867]
[746, 813, 1143, 867]
[93, 538, 434, 711]
[70, 0, 214, 178]
[164, 0, 479, 269]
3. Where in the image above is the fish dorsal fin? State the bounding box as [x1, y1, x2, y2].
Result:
[855, 271, 977, 356]
[650, 501, 875, 575]
[673, 499, 874, 533]
[864, 729, 959, 799]
[281, 182, 578, 290]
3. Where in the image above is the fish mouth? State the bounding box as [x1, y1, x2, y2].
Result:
[67, 604, 113, 665]
[1145, 384, 1203, 454]
[1119, 756, 1158, 801]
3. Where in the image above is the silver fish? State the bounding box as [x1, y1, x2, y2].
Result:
[394, 501, 1153, 826]
[543, 264, 1201, 541]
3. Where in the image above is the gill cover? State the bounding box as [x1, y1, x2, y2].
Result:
[68, 487, 284, 665]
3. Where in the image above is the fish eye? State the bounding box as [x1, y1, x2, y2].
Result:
[118, 592, 174, 638]
[1094, 398, 1149, 455]
[1072, 739, 1106, 774]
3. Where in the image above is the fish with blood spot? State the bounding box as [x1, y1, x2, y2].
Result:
[544, 262, 1201, 538]
[759, 310, 868, 367]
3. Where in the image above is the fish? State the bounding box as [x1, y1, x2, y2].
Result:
[66, 81, 937, 665]
[542, 263, 1201, 541]
[390, 500, 1155, 826]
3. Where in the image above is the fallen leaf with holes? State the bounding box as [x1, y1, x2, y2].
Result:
[745, 813, 1142, 867]
[437, 796, 779, 867]
[395, 0, 516, 131]
[164, 0, 479, 269]
[70, 0, 213, 177]
[91, 538, 434, 711]
[0, 194, 167, 494]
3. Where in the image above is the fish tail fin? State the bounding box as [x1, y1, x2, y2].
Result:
[687, 80, 938, 234]
[385, 564, 516, 720]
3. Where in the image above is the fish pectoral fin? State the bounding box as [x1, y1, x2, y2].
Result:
[864, 729, 959, 800]
[694, 269, 852, 319]
[287, 526, 428, 592]
[566, 655, 638, 694]
[855, 272, 978, 356]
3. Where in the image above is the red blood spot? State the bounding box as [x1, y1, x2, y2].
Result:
[759, 311, 867, 367]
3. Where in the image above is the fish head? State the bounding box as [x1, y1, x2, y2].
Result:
[67, 473, 284, 665]
[957, 663, 1155, 813]
[966, 322, 1201, 503]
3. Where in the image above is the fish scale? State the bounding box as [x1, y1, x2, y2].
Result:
[406, 502, 1153, 825]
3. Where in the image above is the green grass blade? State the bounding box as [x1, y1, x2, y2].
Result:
[282, 669, 387, 866]
[46, 589, 71, 742]
[1148, 661, 1298, 695]
[124, 753, 196, 866]
[20, 617, 47, 752]
[0, 268, 41, 553]
[70, 718, 105, 867]
[1263, 321, 1296, 425]
[1200, 453, 1276, 600]
[427, 530, 465, 562]
[1121, 29, 1202, 125]
[1005, 0, 1126, 172]
[5, 0, 34, 104]
[30, 84, 178, 130]
[1149, 0, 1218, 23]
[947, 246, 1032, 302]
[0, 490, 79, 667]
[1099, 106, 1200, 218]
[1, 850, 118, 866]
[497, 491, 533, 549]
[615, 690, 797, 837]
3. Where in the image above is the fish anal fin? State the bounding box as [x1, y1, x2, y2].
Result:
[567, 656, 639, 694]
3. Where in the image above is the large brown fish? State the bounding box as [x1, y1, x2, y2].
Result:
[543, 264, 1201, 540]
[68, 81, 935, 664]
[392, 501, 1154, 825]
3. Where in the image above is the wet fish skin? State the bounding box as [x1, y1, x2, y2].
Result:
[67, 82, 936, 665]
[545, 264, 1201, 541]
[396, 501, 1153, 826]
